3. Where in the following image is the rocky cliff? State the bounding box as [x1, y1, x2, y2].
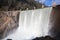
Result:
[0, 0, 43, 11]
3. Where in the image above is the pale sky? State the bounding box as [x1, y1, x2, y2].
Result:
[35, 0, 60, 6]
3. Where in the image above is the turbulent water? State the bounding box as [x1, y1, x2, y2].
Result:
[3, 7, 52, 40]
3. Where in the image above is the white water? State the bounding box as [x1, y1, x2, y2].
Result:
[3, 7, 52, 40]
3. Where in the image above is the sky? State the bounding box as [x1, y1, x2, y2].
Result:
[35, 0, 60, 6]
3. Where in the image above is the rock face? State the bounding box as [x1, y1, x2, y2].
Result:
[49, 5, 60, 40]
[0, 0, 43, 11]
[0, 11, 20, 39]
[32, 36, 56, 40]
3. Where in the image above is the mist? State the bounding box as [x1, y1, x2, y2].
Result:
[3, 7, 52, 40]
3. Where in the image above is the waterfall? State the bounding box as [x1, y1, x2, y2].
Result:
[19, 7, 52, 39]
[3, 7, 52, 40]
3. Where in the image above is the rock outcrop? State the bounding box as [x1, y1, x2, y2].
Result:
[0, 0, 43, 11]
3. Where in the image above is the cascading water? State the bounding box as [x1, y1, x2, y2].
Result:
[3, 7, 52, 40]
